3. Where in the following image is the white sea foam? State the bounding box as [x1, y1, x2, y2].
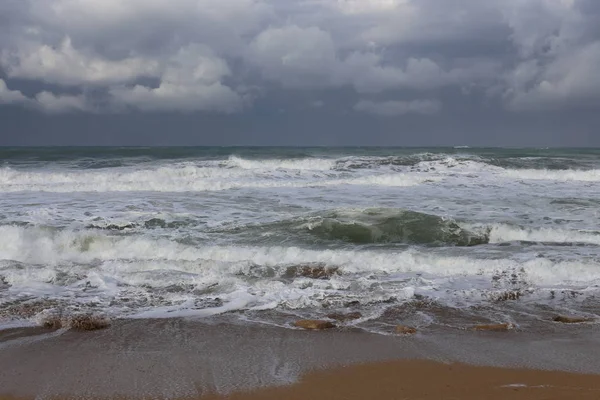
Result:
[0, 164, 431, 192]
[487, 224, 600, 245]
[2, 226, 599, 287]
[502, 168, 600, 182]
[3, 150, 600, 325]
[414, 157, 500, 173]
[2, 155, 600, 194]
[416, 157, 600, 182]
[2, 223, 600, 321]
[226, 156, 336, 171]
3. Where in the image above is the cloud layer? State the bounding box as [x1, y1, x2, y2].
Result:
[1, 0, 599, 115]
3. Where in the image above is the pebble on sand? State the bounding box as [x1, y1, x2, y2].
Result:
[293, 320, 337, 330]
[395, 325, 417, 335]
[472, 323, 514, 332]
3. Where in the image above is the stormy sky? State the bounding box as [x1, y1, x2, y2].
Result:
[1, 0, 600, 146]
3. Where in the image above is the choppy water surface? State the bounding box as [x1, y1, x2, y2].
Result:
[1, 147, 599, 332]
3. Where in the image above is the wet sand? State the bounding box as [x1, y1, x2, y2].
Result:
[0, 317, 599, 399]
[205, 360, 600, 400]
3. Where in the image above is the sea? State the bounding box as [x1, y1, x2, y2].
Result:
[1, 147, 599, 333]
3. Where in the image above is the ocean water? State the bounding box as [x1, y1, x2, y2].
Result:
[1, 147, 599, 332]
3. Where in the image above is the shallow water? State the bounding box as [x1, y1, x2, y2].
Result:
[1, 147, 599, 331]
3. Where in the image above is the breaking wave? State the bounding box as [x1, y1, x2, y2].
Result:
[0, 224, 597, 278]
[486, 224, 600, 246]
[0, 164, 431, 192]
[502, 168, 600, 182]
[225, 155, 336, 171]
[2, 153, 600, 193]
[301, 209, 488, 246]
[1, 223, 600, 324]
[216, 209, 600, 247]
[2, 221, 598, 284]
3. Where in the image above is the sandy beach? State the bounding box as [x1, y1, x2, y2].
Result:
[205, 360, 600, 400]
[2, 361, 600, 400]
[1, 317, 599, 399]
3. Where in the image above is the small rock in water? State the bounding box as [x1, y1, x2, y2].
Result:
[472, 323, 514, 332]
[326, 312, 363, 322]
[68, 314, 111, 331]
[38, 309, 64, 330]
[39, 311, 111, 331]
[87, 223, 137, 231]
[490, 290, 523, 302]
[395, 325, 417, 335]
[144, 218, 168, 229]
[285, 264, 340, 280]
[293, 320, 336, 330]
[552, 315, 594, 324]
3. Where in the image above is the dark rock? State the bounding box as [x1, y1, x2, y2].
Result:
[144, 218, 167, 229]
[552, 315, 594, 324]
[285, 264, 340, 280]
[87, 223, 137, 231]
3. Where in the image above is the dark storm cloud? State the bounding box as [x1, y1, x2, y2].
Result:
[0, 0, 599, 145]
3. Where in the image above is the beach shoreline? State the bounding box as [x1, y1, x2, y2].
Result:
[1, 317, 599, 399]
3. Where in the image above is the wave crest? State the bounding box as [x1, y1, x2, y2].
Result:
[0, 164, 433, 192]
[304, 209, 488, 246]
[226, 155, 336, 171]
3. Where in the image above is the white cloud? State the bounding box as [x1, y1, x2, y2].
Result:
[110, 45, 243, 112]
[247, 25, 337, 87]
[34, 91, 88, 113]
[1, 0, 269, 113]
[1, 37, 160, 86]
[502, 0, 600, 110]
[26, 0, 273, 57]
[334, 0, 411, 15]
[506, 42, 600, 110]
[247, 24, 499, 93]
[0, 79, 88, 113]
[110, 83, 243, 113]
[0, 79, 29, 105]
[354, 99, 441, 116]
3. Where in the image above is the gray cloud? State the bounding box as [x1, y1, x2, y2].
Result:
[108, 44, 245, 113]
[0, 79, 28, 105]
[354, 99, 441, 116]
[500, 0, 600, 110]
[0, 78, 87, 113]
[0, 0, 599, 121]
[1, 37, 160, 86]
